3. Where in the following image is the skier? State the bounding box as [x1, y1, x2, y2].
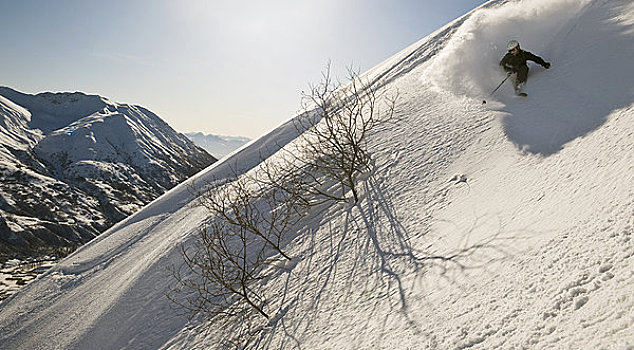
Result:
[499, 40, 551, 95]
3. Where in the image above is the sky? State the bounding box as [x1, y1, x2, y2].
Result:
[0, 0, 488, 138]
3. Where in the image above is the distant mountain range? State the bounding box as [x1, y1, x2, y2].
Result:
[0, 87, 216, 261]
[185, 132, 250, 159]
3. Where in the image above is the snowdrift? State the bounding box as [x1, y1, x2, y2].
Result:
[2, 0, 634, 349]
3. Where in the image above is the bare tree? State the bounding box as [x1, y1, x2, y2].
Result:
[291, 63, 398, 203]
[170, 63, 398, 334]
[171, 164, 306, 322]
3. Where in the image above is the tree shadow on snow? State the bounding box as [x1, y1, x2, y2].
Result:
[500, 2, 634, 156]
[214, 171, 526, 349]
[252, 173, 521, 346]
[347, 175, 522, 325]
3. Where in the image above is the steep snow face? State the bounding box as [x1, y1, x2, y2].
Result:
[428, 0, 593, 97]
[0, 87, 216, 260]
[0, 95, 42, 150]
[428, 0, 634, 155]
[2, 0, 634, 349]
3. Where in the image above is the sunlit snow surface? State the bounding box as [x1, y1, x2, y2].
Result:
[2, 0, 634, 349]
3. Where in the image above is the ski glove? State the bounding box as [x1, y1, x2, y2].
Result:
[543, 62, 551, 69]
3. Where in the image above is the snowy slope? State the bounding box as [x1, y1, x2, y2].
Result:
[0, 95, 41, 151]
[2, 0, 634, 349]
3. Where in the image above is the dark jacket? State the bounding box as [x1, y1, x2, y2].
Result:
[500, 49, 548, 72]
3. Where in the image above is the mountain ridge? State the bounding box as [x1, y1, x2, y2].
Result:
[184, 132, 251, 159]
[0, 87, 216, 261]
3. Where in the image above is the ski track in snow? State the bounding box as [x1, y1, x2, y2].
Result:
[2, 0, 634, 349]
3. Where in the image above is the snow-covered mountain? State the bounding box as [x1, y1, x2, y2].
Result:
[2, 0, 634, 349]
[185, 132, 250, 159]
[0, 87, 216, 261]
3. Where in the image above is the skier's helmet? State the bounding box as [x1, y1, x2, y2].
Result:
[507, 40, 520, 51]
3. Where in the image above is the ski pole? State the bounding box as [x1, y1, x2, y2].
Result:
[482, 73, 511, 104]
